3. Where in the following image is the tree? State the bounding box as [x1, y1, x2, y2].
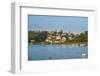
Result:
[33, 31, 48, 42]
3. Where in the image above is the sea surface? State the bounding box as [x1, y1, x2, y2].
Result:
[28, 44, 88, 61]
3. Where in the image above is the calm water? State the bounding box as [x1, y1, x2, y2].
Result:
[28, 44, 88, 61]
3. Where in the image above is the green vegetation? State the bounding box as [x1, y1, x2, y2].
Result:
[68, 31, 88, 42]
[28, 30, 88, 46]
[28, 31, 48, 42]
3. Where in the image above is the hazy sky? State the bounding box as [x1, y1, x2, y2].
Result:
[28, 15, 88, 34]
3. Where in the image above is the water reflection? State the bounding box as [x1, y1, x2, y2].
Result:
[28, 44, 88, 61]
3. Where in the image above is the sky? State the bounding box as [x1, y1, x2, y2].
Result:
[28, 15, 88, 34]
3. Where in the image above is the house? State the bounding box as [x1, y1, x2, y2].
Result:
[68, 37, 73, 40]
[61, 37, 67, 42]
[56, 35, 61, 40]
[30, 40, 35, 42]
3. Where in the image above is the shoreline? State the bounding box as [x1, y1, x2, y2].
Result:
[29, 42, 87, 46]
